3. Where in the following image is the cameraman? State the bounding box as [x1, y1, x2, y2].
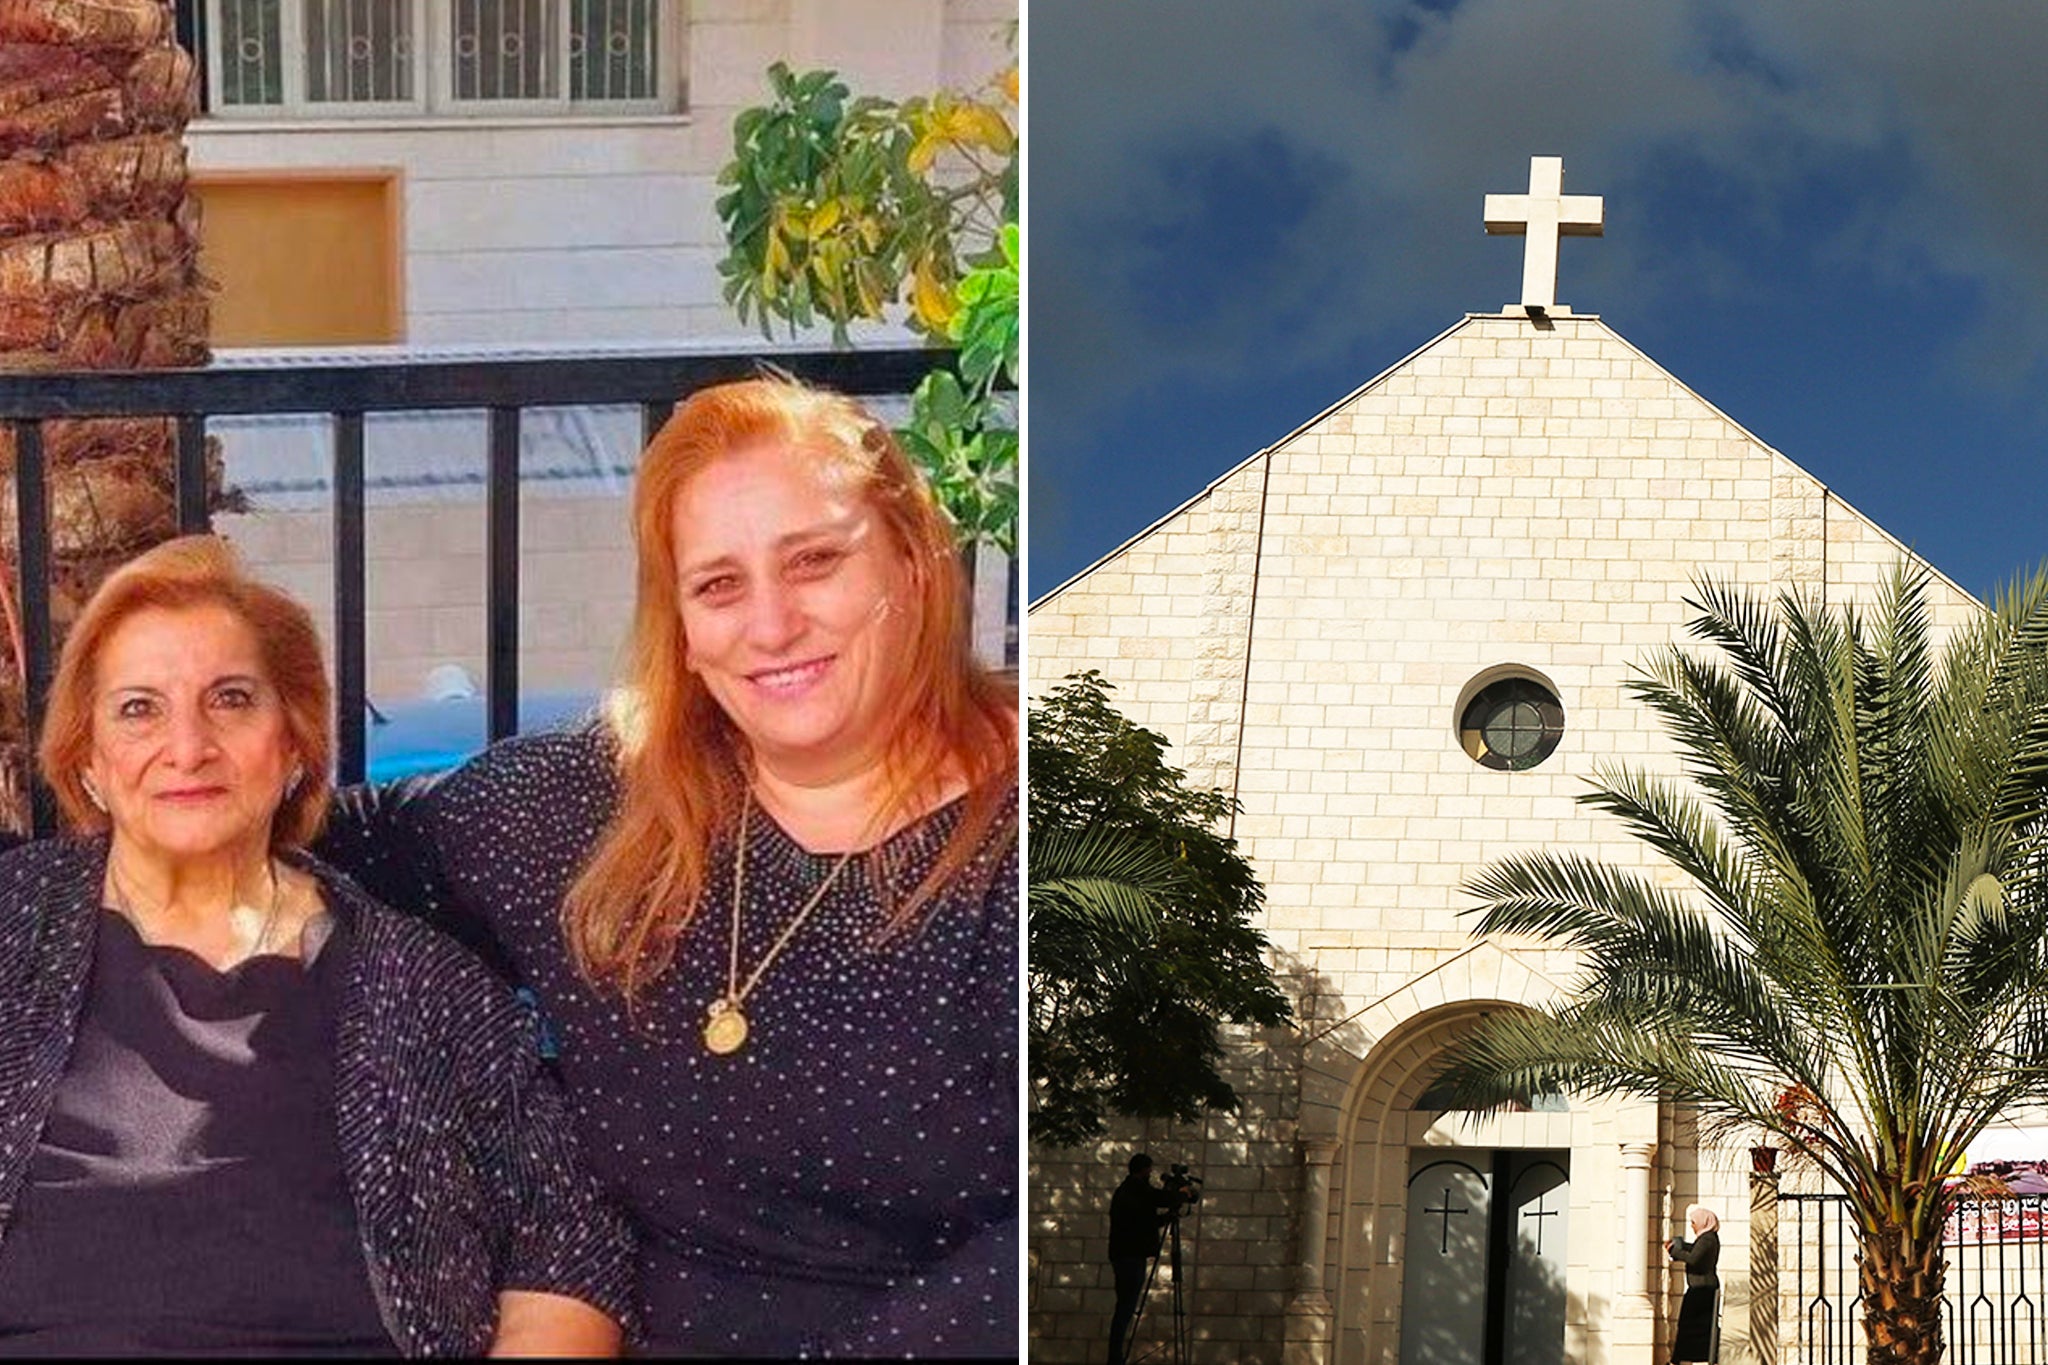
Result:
[1107, 1153, 1179, 1365]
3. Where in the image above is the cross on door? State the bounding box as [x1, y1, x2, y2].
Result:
[1422, 1187, 1469, 1255]
[1521, 1192, 1561, 1254]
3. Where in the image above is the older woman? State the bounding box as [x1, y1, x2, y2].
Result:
[1666, 1203, 1721, 1364]
[321, 375, 1018, 1356]
[0, 536, 631, 1356]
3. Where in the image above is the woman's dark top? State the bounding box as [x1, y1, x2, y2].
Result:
[321, 721, 1019, 1357]
[0, 910, 397, 1356]
[1669, 1227, 1721, 1361]
[0, 838, 636, 1357]
[1670, 1227, 1720, 1287]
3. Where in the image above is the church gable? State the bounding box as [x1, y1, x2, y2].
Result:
[1027, 158, 1990, 1365]
[1031, 310, 1978, 983]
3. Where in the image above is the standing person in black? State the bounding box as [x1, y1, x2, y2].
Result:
[1666, 1203, 1721, 1363]
[1108, 1154, 1179, 1365]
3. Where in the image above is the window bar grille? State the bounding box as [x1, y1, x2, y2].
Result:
[453, 0, 470, 98]
[636, 0, 655, 98]
[181, 0, 207, 109]
[333, 412, 368, 785]
[485, 406, 521, 743]
[176, 415, 210, 533]
[12, 421, 55, 837]
[221, 0, 286, 105]
[310, 0, 337, 100]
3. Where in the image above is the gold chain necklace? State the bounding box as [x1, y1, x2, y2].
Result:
[701, 792, 863, 1056]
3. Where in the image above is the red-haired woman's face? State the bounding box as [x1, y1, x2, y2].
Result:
[671, 440, 911, 783]
[82, 604, 298, 866]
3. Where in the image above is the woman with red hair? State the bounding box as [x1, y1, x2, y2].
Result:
[0, 536, 631, 1355]
[324, 375, 1019, 1356]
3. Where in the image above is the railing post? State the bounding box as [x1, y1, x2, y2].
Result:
[332, 412, 368, 784]
[12, 420, 54, 837]
[1751, 1161, 1780, 1365]
[485, 406, 521, 743]
[175, 414, 210, 533]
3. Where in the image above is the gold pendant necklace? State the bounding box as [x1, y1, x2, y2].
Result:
[702, 791, 862, 1056]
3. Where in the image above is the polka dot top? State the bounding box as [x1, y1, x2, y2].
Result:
[321, 721, 1018, 1357]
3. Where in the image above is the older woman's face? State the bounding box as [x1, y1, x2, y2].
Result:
[672, 440, 911, 783]
[83, 603, 297, 865]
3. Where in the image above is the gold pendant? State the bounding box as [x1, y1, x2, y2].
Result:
[703, 997, 749, 1055]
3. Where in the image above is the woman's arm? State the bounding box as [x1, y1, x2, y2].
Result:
[460, 975, 637, 1351]
[491, 1290, 622, 1358]
[318, 772, 519, 979]
[844, 840, 1020, 1356]
[318, 774, 454, 917]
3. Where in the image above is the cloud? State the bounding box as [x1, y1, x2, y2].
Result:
[1031, 0, 2048, 451]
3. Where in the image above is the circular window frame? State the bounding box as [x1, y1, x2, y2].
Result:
[1455, 666, 1566, 772]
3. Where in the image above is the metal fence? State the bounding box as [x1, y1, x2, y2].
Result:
[1783, 1192, 2048, 1363]
[0, 343, 982, 834]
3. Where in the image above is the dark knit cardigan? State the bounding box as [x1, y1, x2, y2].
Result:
[0, 837, 635, 1357]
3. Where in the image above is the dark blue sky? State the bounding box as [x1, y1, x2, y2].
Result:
[1028, 1, 2048, 603]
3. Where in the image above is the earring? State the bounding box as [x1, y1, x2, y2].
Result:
[80, 775, 106, 813]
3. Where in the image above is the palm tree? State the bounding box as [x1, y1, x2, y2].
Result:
[0, 0, 216, 824]
[1437, 563, 2048, 1365]
[1028, 823, 1184, 1144]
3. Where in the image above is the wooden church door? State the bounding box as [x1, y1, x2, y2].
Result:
[1398, 1151, 1569, 1365]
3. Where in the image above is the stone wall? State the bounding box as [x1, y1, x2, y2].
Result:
[1027, 312, 1982, 1365]
[219, 493, 635, 705]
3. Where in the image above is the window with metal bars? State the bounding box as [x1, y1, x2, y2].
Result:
[206, 0, 672, 116]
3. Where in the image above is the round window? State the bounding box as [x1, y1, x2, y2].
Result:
[1459, 677, 1564, 771]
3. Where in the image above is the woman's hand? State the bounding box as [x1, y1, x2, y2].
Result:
[488, 1290, 622, 1357]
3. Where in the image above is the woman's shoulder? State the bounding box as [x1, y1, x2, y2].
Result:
[451, 714, 616, 791]
[303, 853, 515, 1001]
[416, 715, 621, 840]
[0, 833, 100, 878]
[0, 836, 102, 915]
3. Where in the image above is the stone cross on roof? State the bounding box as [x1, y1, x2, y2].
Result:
[1484, 155, 1603, 314]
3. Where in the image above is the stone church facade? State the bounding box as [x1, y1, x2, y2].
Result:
[1025, 305, 1980, 1364]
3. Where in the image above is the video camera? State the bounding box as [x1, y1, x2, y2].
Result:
[1161, 1163, 1203, 1208]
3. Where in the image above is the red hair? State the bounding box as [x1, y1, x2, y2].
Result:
[566, 375, 1016, 1000]
[37, 534, 334, 847]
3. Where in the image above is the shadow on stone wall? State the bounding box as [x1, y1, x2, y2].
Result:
[1029, 947, 1385, 1365]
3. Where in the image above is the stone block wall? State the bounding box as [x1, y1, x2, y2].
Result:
[1027, 312, 1983, 1365]
[220, 493, 634, 705]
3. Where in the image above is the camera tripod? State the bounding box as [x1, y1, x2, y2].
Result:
[1117, 1205, 1192, 1365]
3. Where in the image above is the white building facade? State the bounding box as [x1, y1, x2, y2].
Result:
[1026, 295, 1981, 1363]
[187, 0, 1013, 344]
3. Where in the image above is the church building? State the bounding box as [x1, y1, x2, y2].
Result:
[1025, 158, 1982, 1365]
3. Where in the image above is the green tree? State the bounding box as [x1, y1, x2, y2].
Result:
[1436, 564, 2048, 1365]
[1029, 671, 1292, 1146]
[715, 61, 1017, 554]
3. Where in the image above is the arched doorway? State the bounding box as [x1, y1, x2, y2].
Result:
[1331, 1002, 1597, 1365]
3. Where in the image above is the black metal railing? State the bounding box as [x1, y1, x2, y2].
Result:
[0, 345, 948, 834]
[1783, 1191, 2048, 1363]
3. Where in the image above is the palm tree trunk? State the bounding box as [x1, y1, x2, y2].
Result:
[0, 0, 218, 826]
[1858, 1212, 1947, 1365]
